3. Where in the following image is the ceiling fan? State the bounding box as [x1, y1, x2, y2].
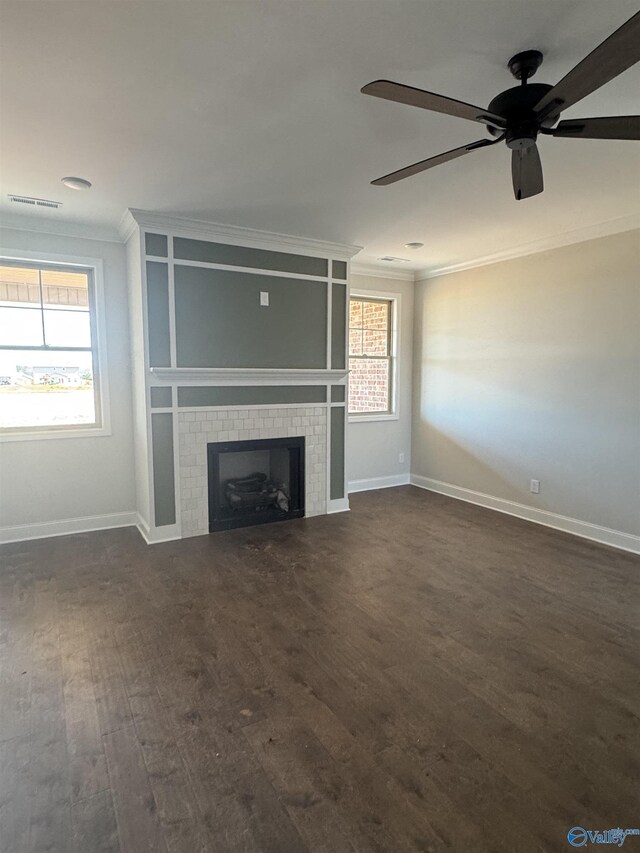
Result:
[362, 11, 640, 199]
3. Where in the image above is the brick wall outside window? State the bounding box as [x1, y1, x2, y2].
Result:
[348, 298, 392, 414]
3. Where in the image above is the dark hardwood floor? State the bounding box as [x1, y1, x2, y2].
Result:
[1, 486, 638, 853]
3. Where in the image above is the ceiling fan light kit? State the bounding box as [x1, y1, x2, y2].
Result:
[361, 11, 640, 200]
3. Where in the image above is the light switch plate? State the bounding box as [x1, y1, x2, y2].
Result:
[260, 291, 269, 306]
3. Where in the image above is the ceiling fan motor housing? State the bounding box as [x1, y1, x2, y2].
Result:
[487, 82, 554, 148]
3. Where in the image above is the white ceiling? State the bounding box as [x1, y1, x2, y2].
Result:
[1, 0, 639, 272]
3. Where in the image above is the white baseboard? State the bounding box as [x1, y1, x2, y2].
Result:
[0, 511, 137, 545]
[410, 474, 640, 555]
[136, 515, 181, 545]
[327, 497, 350, 514]
[136, 514, 152, 544]
[348, 473, 410, 494]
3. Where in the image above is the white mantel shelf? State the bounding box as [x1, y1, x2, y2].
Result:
[149, 367, 349, 384]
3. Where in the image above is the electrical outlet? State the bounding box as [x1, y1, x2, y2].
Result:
[399, 453, 405, 464]
[530, 479, 540, 494]
[260, 291, 269, 306]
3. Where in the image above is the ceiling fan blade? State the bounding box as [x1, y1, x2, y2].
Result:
[534, 11, 640, 121]
[511, 145, 543, 201]
[548, 115, 640, 140]
[371, 138, 498, 186]
[362, 80, 505, 127]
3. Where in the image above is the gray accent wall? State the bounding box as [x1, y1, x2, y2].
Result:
[146, 262, 171, 367]
[174, 237, 328, 277]
[125, 221, 355, 538]
[330, 406, 345, 500]
[332, 260, 347, 280]
[177, 385, 326, 408]
[145, 233, 168, 257]
[151, 412, 176, 527]
[174, 265, 327, 369]
[331, 283, 347, 370]
[150, 387, 172, 408]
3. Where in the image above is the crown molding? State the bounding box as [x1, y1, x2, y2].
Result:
[415, 213, 640, 281]
[350, 262, 415, 282]
[122, 209, 362, 260]
[118, 208, 138, 243]
[0, 210, 122, 244]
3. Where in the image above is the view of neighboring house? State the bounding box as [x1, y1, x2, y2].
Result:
[31, 365, 81, 385]
[0, 365, 85, 387]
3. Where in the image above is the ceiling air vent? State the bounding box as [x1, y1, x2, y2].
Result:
[377, 256, 410, 263]
[8, 194, 63, 209]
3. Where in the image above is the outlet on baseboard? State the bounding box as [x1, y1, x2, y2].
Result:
[399, 453, 405, 464]
[530, 479, 540, 494]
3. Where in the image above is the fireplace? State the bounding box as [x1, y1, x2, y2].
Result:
[207, 436, 305, 532]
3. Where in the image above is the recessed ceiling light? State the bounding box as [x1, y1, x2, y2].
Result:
[404, 242, 424, 249]
[61, 176, 92, 190]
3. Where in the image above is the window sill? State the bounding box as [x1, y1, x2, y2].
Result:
[0, 424, 111, 443]
[348, 413, 399, 423]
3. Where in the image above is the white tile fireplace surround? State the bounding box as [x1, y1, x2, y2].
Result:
[178, 406, 327, 537]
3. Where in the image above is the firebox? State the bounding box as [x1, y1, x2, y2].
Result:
[207, 436, 305, 532]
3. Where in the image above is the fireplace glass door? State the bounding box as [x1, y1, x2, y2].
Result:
[207, 436, 305, 531]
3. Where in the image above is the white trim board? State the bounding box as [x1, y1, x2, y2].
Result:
[169, 257, 330, 282]
[349, 474, 410, 493]
[410, 474, 640, 556]
[149, 367, 348, 384]
[0, 511, 137, 545]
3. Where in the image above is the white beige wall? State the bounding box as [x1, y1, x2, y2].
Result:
[0, 227, 136, 539]
[348, 273, 413, 489]
[412, 229, 640, 544]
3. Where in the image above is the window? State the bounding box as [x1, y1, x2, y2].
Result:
[348, 296, 394, 415]
[0, 260, 103, 434]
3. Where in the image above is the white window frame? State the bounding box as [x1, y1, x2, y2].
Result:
[348, 289, 400, 423]
[0, 248, 111, 442]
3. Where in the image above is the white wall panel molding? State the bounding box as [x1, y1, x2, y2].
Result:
[149, 367, 349, 385]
